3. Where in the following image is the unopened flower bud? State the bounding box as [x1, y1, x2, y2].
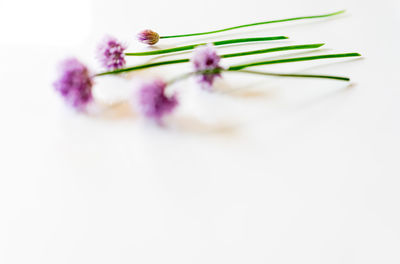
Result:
[137, 29, 160, 45]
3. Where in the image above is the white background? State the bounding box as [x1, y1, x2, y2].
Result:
[0, 0, 399, 263]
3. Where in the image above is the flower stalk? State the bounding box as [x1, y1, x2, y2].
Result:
[159, 10, 345, 39]
[127, 36, 288, 56]
[228, 53, 361, 70]
[226, 69, 350, 81]
[167, 68, 351, 85]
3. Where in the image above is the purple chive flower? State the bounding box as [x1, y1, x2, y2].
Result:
[136, 78, 178, 123]
[137, 29, 160, 45]
[97, 36, 127, 70]
[53, 58, 93, 111]
[191, 44, 222, 90]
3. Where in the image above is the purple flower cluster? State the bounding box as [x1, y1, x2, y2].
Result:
[137, 30, 160, 45]
[53, 58, 93, 110]
[136, 78, 178, 123]
[97, 36, 127, 70]
[54, 37, 222, 121]
[191, 44, 222, 90]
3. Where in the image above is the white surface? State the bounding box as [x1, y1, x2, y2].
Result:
[0, 0, 399, 263]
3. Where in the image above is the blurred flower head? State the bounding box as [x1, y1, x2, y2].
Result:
[137, 29, 160, 45]
[53, 58, 93, 111]
[135, 78, 178, 123]
[97, 35, 127, 70]
[191, 44, 222, 90]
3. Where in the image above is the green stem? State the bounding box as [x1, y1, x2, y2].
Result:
[221, 43, 324, 58]
[96, 59, 189, 76]
[167, 68, 350, 86]
[96, 44, 325, 77]
[126, 36, 288, 56]
[228, 53, 362, 70]
[160, 10, 345, 39]
[226, 69, 350, 81]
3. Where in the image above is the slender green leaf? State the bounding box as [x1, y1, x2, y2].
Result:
[126, 36, 288, 56]
[160, 10, 345, 39]
[96, 59, 189, 76]
[221, 44, 324, 58]
[229, 53, 362, 70]
[227, 69, 350, 81]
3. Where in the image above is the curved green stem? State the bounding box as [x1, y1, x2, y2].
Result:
[96, 59, 189, 76]
[97, 44, 325, 77]
[126, 36, 288, 56]
[167, 68, 350, 86]
[221, 43, 324, 58]
[160, 10, 345, 39]
[228, 53, 362, 70]
[226, 69, 350, 81]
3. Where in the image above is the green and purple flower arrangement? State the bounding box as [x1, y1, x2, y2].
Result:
[54, 10, 361, 125]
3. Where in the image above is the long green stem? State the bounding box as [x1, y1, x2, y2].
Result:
[96, 59, 189, 76]
[160, 10, 345, 39]
[221, 44, 324, 58]
[228, 53, 362, 70]
[126, 36, 288, 56]
[167, 69, 350, 86]
[226, 69, 350, 81]
[96, 44, 325, 77]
